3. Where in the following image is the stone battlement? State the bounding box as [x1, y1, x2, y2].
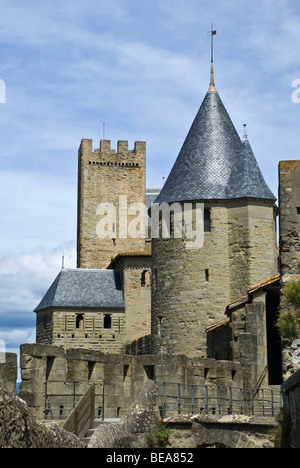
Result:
[79, 139, 146, 167]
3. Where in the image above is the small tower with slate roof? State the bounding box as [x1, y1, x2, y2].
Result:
[151, 55, 278, 358]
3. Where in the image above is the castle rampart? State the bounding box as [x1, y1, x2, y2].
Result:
[19, 343, 244, 420]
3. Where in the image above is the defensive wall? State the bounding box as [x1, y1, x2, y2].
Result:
[19, 343, 244, 420]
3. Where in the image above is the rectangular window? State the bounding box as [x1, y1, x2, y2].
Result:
[104, 314, 112, 329]
[144, 365, 154, 380]
[76, 314, 84, 329]
[123, 365, 129, 381]
[204, 209, 211, 232]
[297, 207, 300, 215]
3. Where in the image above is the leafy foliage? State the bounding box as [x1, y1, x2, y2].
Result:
[155, 423, 170, 448]
[276, 280, 300, 345]
[146, 422, 170, 448]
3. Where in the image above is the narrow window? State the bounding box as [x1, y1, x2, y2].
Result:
[144, 365, 154, 380]
[46, 356, 55, 381]
[76, 314, 84, 329]
[204, 209, 211, 232]
[157, 314, 163, 338]
[297, 207, 300, 214]
[141, 270, 150, 287]
[205, 269, 209, 282]
[141, 270, 146, 287]
[124, 365, 129, 381]
[104, 314, 112, 329]
[88, 362, 95, 380]
[153, 268, 158, 289]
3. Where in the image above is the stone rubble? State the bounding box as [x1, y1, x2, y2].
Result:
[0, 387, 85, 448]
[282, 340, 300, 380]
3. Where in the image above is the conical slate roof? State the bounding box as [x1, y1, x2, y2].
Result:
[154, 89, 275, 204]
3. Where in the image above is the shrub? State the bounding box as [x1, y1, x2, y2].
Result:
[146, 422, 170, 448]
[276, 280, 300, 345]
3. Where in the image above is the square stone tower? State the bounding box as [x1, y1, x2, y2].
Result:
[77, 139, 147, 269]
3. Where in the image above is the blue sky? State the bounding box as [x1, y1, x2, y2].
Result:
[0, 0, 299, 361]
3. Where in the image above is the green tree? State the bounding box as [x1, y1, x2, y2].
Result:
[276, 280, 300, 346]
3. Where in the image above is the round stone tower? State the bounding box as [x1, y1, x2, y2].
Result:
[151, 68, 278, 358]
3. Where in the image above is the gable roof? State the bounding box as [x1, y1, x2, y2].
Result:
[154, 89, 276, 204]
[34, 269, 125, 312]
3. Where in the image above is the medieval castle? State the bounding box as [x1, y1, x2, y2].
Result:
[14, 54, 300, 422]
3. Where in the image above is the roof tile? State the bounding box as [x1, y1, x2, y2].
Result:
[34, 269, 125, 312]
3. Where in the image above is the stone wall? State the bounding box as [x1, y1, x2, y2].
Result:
[19, 343, 244, 420]
[125, 335, 152, 355]
[228, 200, 278, 299]
[77, 139, 147, 270]
[0, 353, 17, 393]
[279, 160, 300, 282]
[166, 414, 277, 448]
[36, 310, 52, 344]
[226, 293, 270, 389]
[206, 320, 231, 360]
[50, 309, 126, 353]
[110, 255, 152, 345]
[282, 368, 300, 448]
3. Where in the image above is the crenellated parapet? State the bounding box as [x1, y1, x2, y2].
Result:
[79, 139, 146, 168]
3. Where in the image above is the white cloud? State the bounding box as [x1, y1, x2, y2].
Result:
[0, 241, 76, 333]
[0, 239, 75, 368]
[0, 328, 35, 349]
[0, 169, 77, 255]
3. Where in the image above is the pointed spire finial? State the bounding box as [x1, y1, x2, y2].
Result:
[208, 24, 217, 92]
[243, 123, 248, 141]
